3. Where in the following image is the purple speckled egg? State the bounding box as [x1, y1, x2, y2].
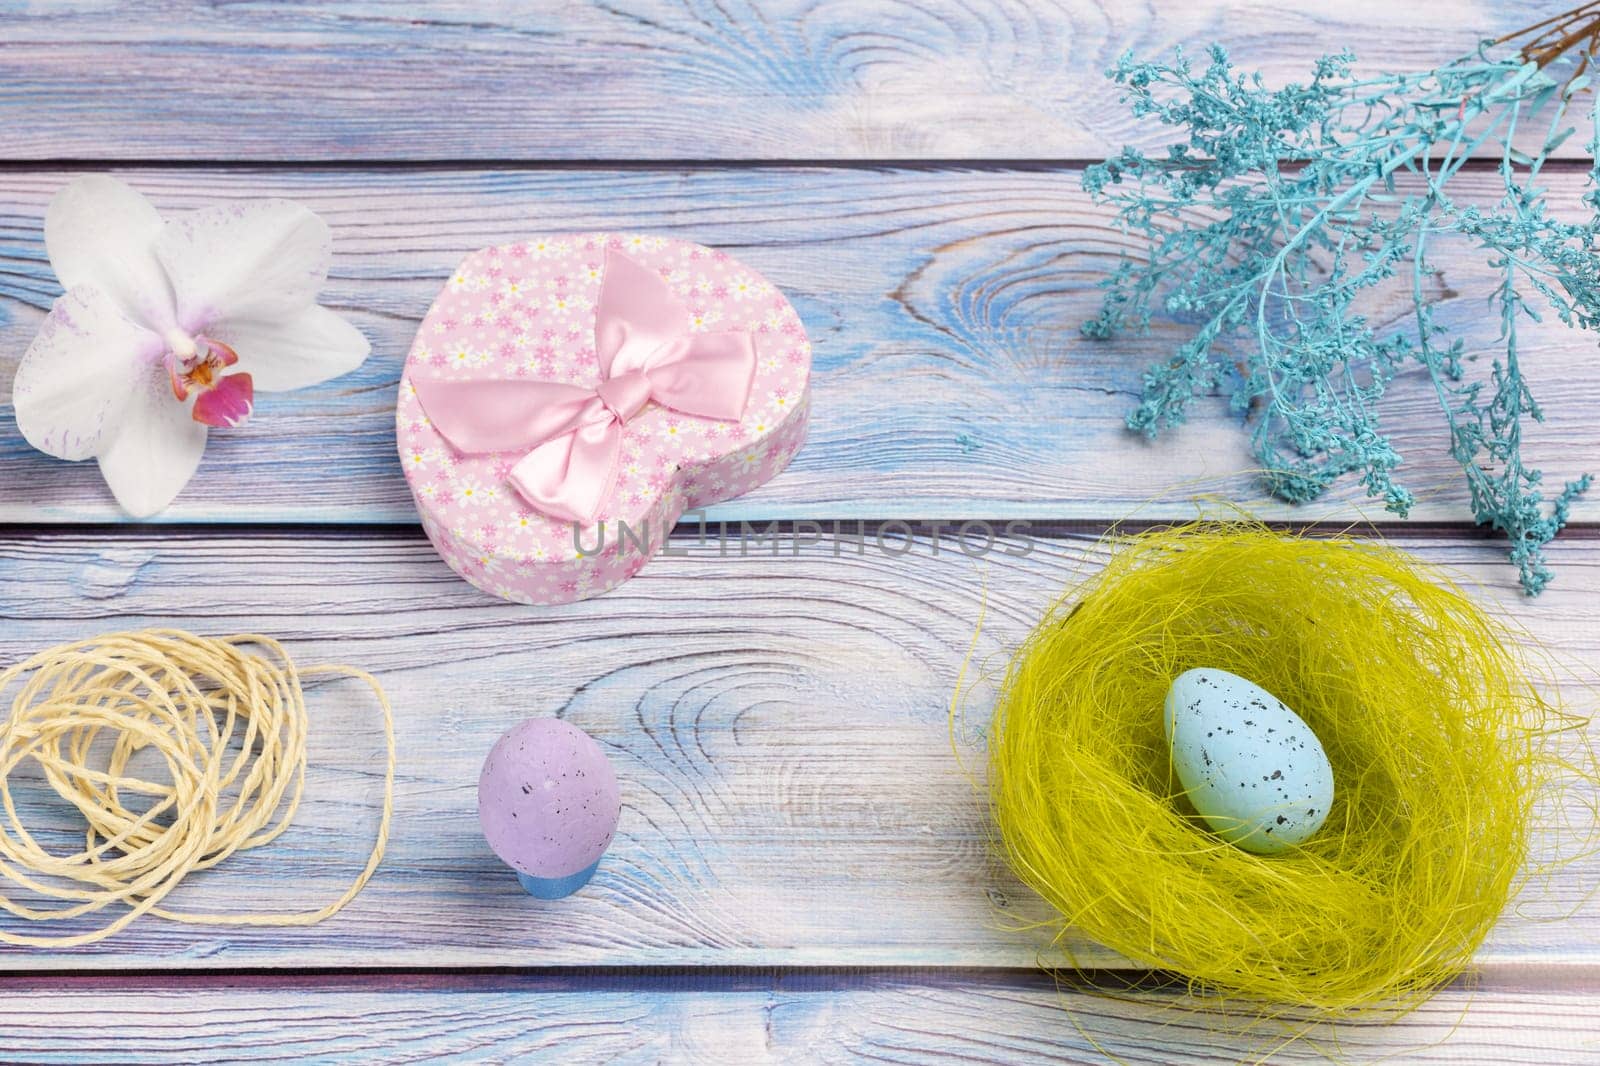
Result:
[478, 718, 621, 880]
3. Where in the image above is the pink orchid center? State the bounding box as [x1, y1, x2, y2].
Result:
[163, 329, 254, 429]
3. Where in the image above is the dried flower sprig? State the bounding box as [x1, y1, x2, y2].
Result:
[1083, 7, 1600, 593]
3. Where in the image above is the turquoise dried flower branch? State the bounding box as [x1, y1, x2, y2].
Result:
[1083, 5, 1600, 593]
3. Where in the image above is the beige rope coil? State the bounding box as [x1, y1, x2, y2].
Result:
[0, 629, 395, 947]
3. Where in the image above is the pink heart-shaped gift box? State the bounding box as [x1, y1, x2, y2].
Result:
[396, 232, 812, 605]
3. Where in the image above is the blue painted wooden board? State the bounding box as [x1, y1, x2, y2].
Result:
[0, 0, 1578, 162]
[3, 0, 1600, 1059]
[1, 168, 1595, 535]
[2, 974, 1597, 1063]
[0, 528, 1594, 971]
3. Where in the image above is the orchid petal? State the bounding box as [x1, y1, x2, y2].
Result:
[95, 363, 208, 518]
[190, 372, 254, 428]
[13, 285, 161, 461]
[205, 338, 240, 368]
[156, 199, 332, 329]
[212, 304, 370, 392]
[44, 176, 177, 333]
[165, 352, 190, 401]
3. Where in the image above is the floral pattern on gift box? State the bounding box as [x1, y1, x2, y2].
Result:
[397, 232, 813, 605]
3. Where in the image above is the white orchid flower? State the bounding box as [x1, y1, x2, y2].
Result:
[12, 176, 369, 516]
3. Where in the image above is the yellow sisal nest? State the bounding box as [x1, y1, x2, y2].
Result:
[987, 522, 1573, 1011]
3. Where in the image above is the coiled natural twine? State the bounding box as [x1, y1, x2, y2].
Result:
[986, 522, 1583, 1012]
[0, 629, 394, 947]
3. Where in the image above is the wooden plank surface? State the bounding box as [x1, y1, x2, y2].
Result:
[2, 973, 1598, 1064]
[2, 167, 1596, 531]
[0, 527, 1593, 971]
[0, 1, 1575, 162]
[6, 2, 1600, 1056]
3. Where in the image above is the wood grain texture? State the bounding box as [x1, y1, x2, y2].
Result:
[2, 167, 1596, 531]
[1, 973, 1599, 1063]
[3, 1, 1598, 1056]
[0, 527, 1594, 970]
[0, 1, 1575, 162]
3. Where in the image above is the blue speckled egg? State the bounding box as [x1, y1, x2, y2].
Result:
[1164, 668, 1334, 855]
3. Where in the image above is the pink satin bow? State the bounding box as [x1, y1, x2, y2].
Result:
[412, 249, 757, 524]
